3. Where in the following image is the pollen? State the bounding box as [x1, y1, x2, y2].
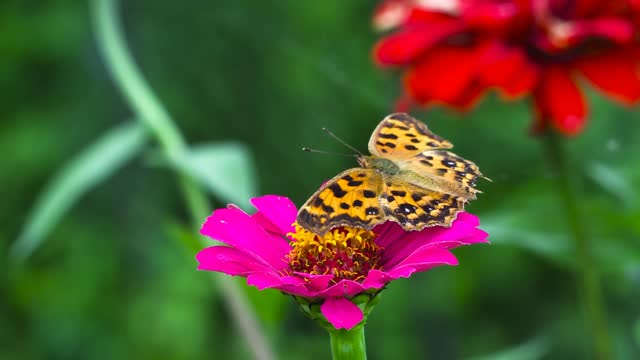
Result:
[287, 224, 383, 282]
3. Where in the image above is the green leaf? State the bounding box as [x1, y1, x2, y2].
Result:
[586, 162, 636, 208]
[170, 142, 257, 209]
[10, 121, 147, 262]
[467, 336, 549, 360]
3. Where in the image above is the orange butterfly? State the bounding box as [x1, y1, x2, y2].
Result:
[297, 113, 485, 235]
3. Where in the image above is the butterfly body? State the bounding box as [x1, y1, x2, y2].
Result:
[297, 113, 485, 236]
[359, 156, 399, 174]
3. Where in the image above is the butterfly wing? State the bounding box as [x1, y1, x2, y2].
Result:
[368, 113, 453, 159]
[380, 176, 467, 230]
[399, 150, 484, 200]
[296, 168, 385, 235]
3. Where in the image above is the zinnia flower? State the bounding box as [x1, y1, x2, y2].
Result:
[196, 195, 488, 330]
[373, 0, 640, 135]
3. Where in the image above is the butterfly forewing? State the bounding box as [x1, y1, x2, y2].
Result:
[297, 168, 385, 235]
[368, 113, 453, 159]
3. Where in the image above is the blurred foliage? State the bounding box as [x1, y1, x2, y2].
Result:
[1, 1, 639, 359]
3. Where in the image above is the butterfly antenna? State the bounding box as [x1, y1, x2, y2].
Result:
[302, 147, 358, 158]
[321, 127, 363, 156]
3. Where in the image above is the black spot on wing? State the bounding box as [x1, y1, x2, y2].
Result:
[312, 196, 323, 207]
[378, 133, 398, 139]
[442, 160, 457, 168]
[365, 207, 379, 216]
[328, 183, 347, 198]
[391, 190, 406, 197]
[363, 190, 376, 198]
[395, 203, 417, 215]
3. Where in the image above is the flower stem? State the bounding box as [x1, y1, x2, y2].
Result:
[543, 132, 613, 360]
[328, 325, 368, 360]
[91, 1, 274, 359]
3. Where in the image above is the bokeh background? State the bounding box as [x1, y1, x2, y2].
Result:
[2, 1, 639, 359]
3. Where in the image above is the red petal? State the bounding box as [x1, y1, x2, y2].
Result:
[372, 0, 412, 31]
[405, 7, 457, 24]
[450, 81, 486, 110]
[374, 21, 464, 65]
[534, 67, 587, 136]
[569, 18, 634, 45]
[462, 1, 518, 30]
[575, 49, 640, 104]
[394, 92, 415, 112]
[405, 44, 487, 107]
[477, 42, 540, 98]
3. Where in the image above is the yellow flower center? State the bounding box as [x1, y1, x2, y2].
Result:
[287, 224, 383, 282]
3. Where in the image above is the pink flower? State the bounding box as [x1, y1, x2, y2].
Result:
[196, 195, 488, 330]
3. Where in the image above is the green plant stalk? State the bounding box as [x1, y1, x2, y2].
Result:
[92, 0, 274, 359]
[328, 325, 367, 360]
[543, 132, 613, 360]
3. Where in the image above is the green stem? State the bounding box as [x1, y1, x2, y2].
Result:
[543, 132, 613, 360]
[328, 325, 367, 360]
[92, 1, 274, 359]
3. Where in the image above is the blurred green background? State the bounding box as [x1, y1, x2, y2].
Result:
[2, 1, 639, 359]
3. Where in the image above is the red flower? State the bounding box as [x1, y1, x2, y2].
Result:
[373, 0, 640, 135]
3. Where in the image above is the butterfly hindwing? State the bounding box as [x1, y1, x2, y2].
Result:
[401, 151, 484, 199]
[380, 178, 466, 230]
[296, 168, 385, 235]
[368, 112, 453, 159]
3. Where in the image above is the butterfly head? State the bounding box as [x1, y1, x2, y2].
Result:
[356, 155, 371, 168]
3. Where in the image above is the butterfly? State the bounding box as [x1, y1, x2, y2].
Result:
[296, 112, 486, 236]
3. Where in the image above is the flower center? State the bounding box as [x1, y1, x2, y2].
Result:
[287, 224, 383, 282]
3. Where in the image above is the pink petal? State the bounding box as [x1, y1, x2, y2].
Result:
[361, 269, 396, 289]
[317, 280, 367, 298]
[247, 272, 306, 291]
[293, 273, 335, 292]
[200, 206, 290, 268]
[456, 212, 480, 226]
[320, 298, 364, 330]
[250, 195, 298, 235]
[386, 248, 459, 278]
[196, 246, 275, 275]
[374, 221, 407, 248]
[381, 212, 487, 269]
